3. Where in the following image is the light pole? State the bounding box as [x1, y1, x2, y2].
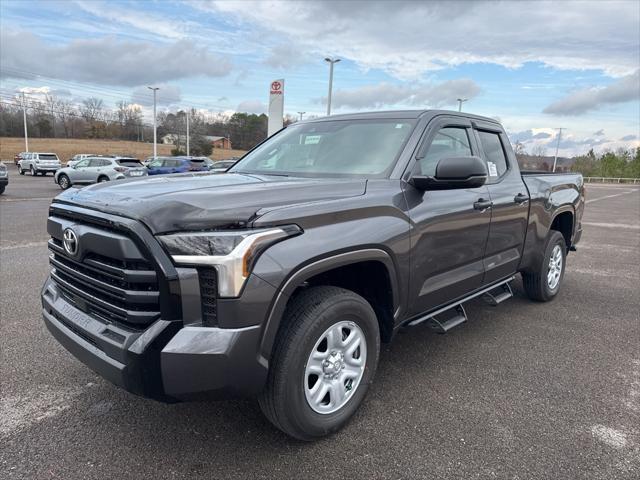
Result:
[457, 98, 468, 112]
[553, 127, 564, 172]
[21, 92, 29, 152]
[147, 86, 159, 159]
[324, 57, 340, 116]
[186, 110, 190, 156]
[297, 111, 306, 121]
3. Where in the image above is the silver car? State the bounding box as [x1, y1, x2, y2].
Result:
[18, 152, 62, 176]
[55, 156, 147, 189]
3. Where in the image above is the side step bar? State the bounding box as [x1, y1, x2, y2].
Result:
[482, 282, 513, 306]
[406, 276, 515, 331]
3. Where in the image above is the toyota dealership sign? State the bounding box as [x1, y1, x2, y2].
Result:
[268, 78, 285, 137]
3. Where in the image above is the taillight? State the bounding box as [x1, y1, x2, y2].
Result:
[114, 167, 126, 173]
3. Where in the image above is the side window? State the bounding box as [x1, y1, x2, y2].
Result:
[477, 130, 508, 179]
[100, 159, 111, 167]
[75, 159, 90, 168]
[420, 127, 471, 176]
[88, 159, 102, 167]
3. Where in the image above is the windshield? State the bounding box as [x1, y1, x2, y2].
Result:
[230, 119, 416, 178]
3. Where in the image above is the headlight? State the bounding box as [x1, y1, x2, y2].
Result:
[157, 225, 301, 297]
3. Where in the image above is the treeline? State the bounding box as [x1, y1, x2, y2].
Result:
[0, 96, 150, 141]
[570, 148, 640, 178]
[0, 94, 290, 153]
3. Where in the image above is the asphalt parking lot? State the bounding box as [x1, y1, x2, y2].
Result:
[1, 166, 639, 479]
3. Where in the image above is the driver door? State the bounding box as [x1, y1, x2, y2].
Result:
[404, 116, 492, 316]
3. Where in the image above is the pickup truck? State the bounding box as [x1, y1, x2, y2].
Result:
[41, 110, 584, 440]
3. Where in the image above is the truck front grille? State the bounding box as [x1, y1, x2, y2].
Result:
[48, 228, 161, 328]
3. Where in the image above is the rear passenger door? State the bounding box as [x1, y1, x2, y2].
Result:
[472, 122, 529, 284]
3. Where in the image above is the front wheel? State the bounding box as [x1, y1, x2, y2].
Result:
[18, 166, 24, 175]
[259, 286, 380, 441]
[522, 230, 567, 302]
[30, 166, 36, 176]
[57, 174, 71, 190]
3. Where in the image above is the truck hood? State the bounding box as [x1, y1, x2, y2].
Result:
[53, 172, 367, 233]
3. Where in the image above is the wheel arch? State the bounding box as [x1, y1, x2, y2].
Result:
[549, 207, 575, 248]
[258, 249, 399, 364]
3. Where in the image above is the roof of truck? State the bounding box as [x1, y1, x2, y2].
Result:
[303, 109, 501, 124]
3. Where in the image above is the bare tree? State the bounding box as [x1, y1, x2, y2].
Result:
[56, 99, 76, 138]
[532, 144, 547, 157]
[80, 97, 104, 123]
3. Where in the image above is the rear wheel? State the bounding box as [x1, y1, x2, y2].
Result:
[58, 174, 71, 190]
[259, 286, 380, 441]
[0, 186, 5, 195]
[522, 230, 567, 302]
[97, 175, 109, 183]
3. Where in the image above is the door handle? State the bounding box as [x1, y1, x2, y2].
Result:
[514, 193, 529, 204]
[473, 198, 493, 211]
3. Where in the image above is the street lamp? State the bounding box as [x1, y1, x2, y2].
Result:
[147, 86, 159, 159]
[297, 111, 306, 121]
[324, 57, 340, 116]
[457, 98, 468, 112]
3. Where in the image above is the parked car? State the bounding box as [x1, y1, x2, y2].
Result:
[18, 152, 61, 175]
[145, 156, 209, 175]
[14, 152, 27, 165]
[67, 154, 98, 168]
[55, 156, 147, 189]
[0, 162, 8, 194]
[42, 110, 584, 441]
[209, 159, 238, 173]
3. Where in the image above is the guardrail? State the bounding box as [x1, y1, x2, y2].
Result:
[584, 177, 640, 184]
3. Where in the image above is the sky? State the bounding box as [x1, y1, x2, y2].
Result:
[0, 0, 639, 157]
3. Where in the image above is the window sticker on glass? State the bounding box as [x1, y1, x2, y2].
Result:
[487, 161, 498, 177]
[304, 135, 321, 145]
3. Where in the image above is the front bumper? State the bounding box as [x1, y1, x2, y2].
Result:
[42, 276, 268, 401]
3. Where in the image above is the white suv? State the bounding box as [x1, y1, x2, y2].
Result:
[18, 152, 62, 176]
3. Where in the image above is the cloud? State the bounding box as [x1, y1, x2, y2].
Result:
[620, 134, 638, 141]
[593, 129, 605, 136]
[131, 85, 182, 106]
[264, 44, 306, 69]
[205, 0, 639, 79]
[543, 70, 640, 115]
[236, 100, 266, 114]
[0, 30, 233, 87]
[508, 129, 553, 143]
[76, 0, 189, 40]
[314, 79, 480, 110]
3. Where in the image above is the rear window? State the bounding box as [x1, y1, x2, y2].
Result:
[117, 159, 143, 167]
[190, 159, 205, 167]
[39, 154, 59, 161]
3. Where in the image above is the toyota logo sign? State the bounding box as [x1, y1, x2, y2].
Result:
[63, 228, 78, 256]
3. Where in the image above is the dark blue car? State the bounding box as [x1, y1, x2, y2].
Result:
[146, 156, 208, 175]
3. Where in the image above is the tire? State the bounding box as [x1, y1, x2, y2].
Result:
[258, 286, 380, 441]
[0, 186, 5, 195]
[18, 167, 24, 175]
[522, 230, 567, 302]
[58, 174, 71, 190]
[97, 176, 109, 183]
[30, 166, 36, 176]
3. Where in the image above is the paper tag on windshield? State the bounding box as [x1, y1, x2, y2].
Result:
[487, 161, 498, 177]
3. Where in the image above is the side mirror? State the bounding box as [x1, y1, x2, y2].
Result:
[410, 156, 488, 190]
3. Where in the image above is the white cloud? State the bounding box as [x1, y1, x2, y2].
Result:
[75, 0, 188, 40]
[315, 79, 480, 110]
[131, 85, 182, 106]
[0, 31, 233, 87]
[543, 70, 640, 115]
[236, 100, 266, 114]
[203, 0, 639, 79]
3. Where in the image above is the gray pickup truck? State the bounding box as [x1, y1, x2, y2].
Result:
[42, 110, 584, 440]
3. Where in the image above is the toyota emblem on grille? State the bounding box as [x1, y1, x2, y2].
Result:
[63, 228, 78, 256]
